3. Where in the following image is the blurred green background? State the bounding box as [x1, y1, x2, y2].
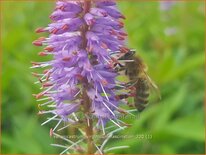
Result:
[1, 1, 205, 154]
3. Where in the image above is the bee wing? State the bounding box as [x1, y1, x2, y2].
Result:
[143, 71, 161, 100]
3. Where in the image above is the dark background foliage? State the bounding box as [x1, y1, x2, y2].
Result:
[1, 1, 205, 154]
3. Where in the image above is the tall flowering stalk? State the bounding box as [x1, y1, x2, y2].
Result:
[32, 0, 133, 154]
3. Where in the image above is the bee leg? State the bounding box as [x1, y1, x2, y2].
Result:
[114, 85, 125, 90]
[136, 104, 146, 112]
[135, 99, 149, 112]
[114, 63, 126, 72]
[124, 80, 138, 87]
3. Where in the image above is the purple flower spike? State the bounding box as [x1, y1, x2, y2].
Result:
[32, 0, 131, 153]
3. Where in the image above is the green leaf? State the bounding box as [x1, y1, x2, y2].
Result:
[163, 111, 205, 141]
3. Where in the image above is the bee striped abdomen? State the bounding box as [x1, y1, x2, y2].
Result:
[134, 78, 150, 112]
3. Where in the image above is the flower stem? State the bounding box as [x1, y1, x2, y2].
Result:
[82, 0, 95, 154]
[83, 90, 94, 154]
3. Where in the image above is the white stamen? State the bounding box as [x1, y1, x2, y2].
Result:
[72, 113, 79, 121]
[30, 63, 51, 69]
[103, 56, 110, 64]
[53, 119, 62, 131]
[41, 69, 52, 80]
[116, 118, 127, 126]
[106, 101, 135, 117]
[102, 102, 115, 116]
[34, 79, 47, 84]
[53, 132, 75, 144]
[104, 146, 129, 153]
[106, 100, 119, 109]
[127, 109, 137, 112]
[46, 117, 61, 121]
[74, 90, 81, 98]
[40, 110, 54, 114]
[109, 51, 121, 56]
[41, 114, 58, 126]
[46, 105, 55, 108]
[66, 78, 71, 85]
[60, 139, 83, 155]
[101, 119, 105, 135]
[100, 134, 113, 151]
[57, 124, 71, 132]
[95, 86, 98, 95]
[47, 90, 62, 94]
[94, 142, 103, 155]
[100, 83, 109, 101]
[33, 73, 44, 76]
[125, 110, 136, 117]
[90, 72, 93, 79]
[39, 100, 54, 106]
[110, 119, 123, 129]
[86, 116, 90, 127]
[110, 126, 127, 135]
[50, 144, 68, 149]
[118, 59, 134, 63]
[97, 73, 103, 79]
[62, 43, 67, 51]
[37, 97, 51, 102]
[100, 126, 127, 150]
[42, 85, 55, 94]
[105, 125, 115, 130]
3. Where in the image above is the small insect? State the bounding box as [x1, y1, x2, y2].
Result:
[117, 49, 160, 112]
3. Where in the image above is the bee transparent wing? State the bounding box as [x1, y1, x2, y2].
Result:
[144, 71, 161, 100]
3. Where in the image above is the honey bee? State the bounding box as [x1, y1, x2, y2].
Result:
[117, 49, 160, 112]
